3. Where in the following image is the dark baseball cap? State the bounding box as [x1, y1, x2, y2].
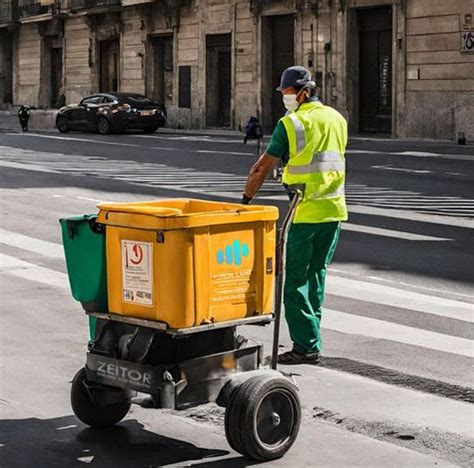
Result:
[276, 66, 312, 91]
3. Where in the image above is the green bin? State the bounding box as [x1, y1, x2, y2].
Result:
[59, 215, 108, 339]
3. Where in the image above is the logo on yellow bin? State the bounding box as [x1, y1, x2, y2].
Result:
[217, 240, 249, 266]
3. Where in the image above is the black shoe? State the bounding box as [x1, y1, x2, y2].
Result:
[277, 349, 320, 365]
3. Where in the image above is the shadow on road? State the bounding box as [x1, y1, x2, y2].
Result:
[191, 458, 260, 467]
[0, 415, 228, 467]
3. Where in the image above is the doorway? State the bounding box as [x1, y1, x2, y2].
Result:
[99, 39, 119, 93]
[358, 7, 392, 133]
[150, 35, 173, 111]
[0, 33, 13, 104]
[40, 36, 62, 108]
[206, 33, 231, 128]
[51, 47, 63, 107]
[261, 15, 294, 130]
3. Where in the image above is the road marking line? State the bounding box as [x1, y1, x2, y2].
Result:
[197, 149, 253, 155]
[0, 161, 60, 173]
[331, 266, 474, 304]
[0, 254, 68, 289]
[0, 228, 64, 258]
[347, 205, 474, 229]
[393, 150, 472, 160]
[324, 309, 473, 358]
[142, 134, 247, 144]
[328, 276, 473, 323]
[372, 165, 432, 174]
[343, 223, 453, 241]
[330, 267, 474, 301]
[7, 132, 141, 147]
[348, 149, 474, 161]
[394, 151, 439, 157]
[76, 196, 102, 202]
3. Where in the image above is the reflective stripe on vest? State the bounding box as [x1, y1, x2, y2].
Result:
[288, 113, 306, 153]
[287, 151, 345, 174]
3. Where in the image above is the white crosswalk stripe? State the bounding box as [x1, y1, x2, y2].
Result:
[1, 145, 473, 219]
[0, 253, 68, 289]
[328, 275, 473, 323]
[0, 228, 64, 258]
[345, 184, 474, 218]
[324, 309, 473, 358]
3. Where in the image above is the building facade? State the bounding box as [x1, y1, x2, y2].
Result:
[1, 0, 473, 139]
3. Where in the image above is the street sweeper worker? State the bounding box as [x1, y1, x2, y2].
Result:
[241, 65, 348, 365]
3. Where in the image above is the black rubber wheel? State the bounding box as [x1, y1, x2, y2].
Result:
[71, 368, 131, 428]
[56, 115, 69, 133]
[225, 375, 301, 461]
[96, 117, 111, 135]
[143, 126, 159, 133]
[224, 375, 269, 455]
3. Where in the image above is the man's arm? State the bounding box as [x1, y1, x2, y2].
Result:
[242, 153, 279, 201]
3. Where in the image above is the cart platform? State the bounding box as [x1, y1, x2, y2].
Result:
[87, 311, 273, 335]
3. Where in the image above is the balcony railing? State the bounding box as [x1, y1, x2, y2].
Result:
[69, 0, 121, 11]
[17, 0, 56, 18]
[0, 0, 18, 23]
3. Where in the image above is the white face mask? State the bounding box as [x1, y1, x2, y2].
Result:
[282, 94, 299, 112]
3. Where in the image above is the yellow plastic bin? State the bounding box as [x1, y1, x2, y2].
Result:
[97, 199, 279, 329]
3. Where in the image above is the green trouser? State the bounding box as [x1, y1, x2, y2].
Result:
[283, 222, 341, 354]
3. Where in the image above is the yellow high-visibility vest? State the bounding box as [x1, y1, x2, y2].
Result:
[281, 101, 348, 224]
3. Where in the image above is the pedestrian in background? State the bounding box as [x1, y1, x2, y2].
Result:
[17, 105, 30, 132]
[241, 66, 348, 364]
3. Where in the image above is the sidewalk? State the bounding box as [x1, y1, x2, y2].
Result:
[0, 109, 58, 132]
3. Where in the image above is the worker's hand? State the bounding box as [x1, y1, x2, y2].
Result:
[240, 194, 252, 205]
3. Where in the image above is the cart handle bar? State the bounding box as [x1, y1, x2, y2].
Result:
[271, 184, 305, 370]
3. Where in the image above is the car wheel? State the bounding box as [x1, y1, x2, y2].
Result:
[56, 115, 70, 133]
[143, 126, 159, 133]
[96, 117, 111, 135]
[71, 368, 131, 428]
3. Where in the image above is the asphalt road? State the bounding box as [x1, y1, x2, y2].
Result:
[0, 129, 473, 467]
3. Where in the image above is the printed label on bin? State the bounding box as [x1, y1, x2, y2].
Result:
[211, 233, 256, 304]
[121, 240, 153, 306]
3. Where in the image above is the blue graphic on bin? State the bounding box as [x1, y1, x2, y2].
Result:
[217, 240, 249, 266]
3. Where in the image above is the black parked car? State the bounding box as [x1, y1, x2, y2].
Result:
[56, 93, 166, 134]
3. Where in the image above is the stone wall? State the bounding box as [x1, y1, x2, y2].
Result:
[64, 17, 92, 104]
[174, 1, 198, 128]
[121, 6, 146, 95]
[399, 0, 474, 140]
[233, 1, 257, 128]
[17, 23, 41, 106]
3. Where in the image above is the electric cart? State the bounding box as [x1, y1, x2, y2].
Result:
[67, 192, 302, 462]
